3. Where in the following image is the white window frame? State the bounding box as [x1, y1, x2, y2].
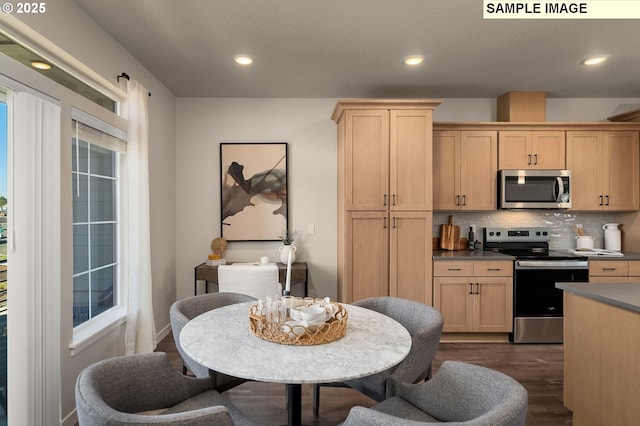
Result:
[69, 109, 127, 354]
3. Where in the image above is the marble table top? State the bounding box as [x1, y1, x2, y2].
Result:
[179, 301, 412, 384]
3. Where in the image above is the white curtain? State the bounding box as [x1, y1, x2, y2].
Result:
[124, 80, 156, 354]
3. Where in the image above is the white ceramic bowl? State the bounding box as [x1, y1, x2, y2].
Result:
[299, 305, 325, 322]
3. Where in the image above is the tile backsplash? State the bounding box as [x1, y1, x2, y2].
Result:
[433, 211, 618, 250]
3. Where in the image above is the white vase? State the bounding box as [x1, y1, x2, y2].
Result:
[279, 244, 297, 264]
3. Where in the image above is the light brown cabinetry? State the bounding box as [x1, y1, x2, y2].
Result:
[567, 131, 640, 211]
[433, 130, 497, 211]
[335, 100, 441, 304]
[433, 260, 513, 332]
[589, 259, 640, 283]
[498, 131, 565, 169]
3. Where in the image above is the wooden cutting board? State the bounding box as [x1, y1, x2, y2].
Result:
[440, 215, 460, 250]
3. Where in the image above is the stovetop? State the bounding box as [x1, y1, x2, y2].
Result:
[483, 227, 587, 261]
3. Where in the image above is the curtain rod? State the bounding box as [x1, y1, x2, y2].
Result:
[117, 72, 151, 97]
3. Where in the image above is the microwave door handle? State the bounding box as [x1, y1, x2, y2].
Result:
[555, 176, 565, 202]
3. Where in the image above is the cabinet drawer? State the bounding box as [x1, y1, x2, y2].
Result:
[474, 261, 513, 277]
[433, 261, 474, 277]
[589, 260, 628, 276]
[628, 261, 640, 277]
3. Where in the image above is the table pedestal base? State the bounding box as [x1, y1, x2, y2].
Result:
[286, 384, 302, 426]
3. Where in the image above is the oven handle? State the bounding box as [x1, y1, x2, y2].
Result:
[516, 260, 589, 269]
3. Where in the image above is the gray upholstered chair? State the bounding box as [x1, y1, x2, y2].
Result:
[170, 292, 255, 391]
[339, 361, 528, 426]
[313, 296, 444, 415]
[75, 352, 255, 426]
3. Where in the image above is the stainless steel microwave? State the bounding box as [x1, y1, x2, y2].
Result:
[499, 170, 571, 209]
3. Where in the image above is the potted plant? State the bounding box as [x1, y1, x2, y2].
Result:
[278, 229, 297, 263]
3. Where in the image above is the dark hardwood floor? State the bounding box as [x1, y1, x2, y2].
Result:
[157, 334, 572, 425]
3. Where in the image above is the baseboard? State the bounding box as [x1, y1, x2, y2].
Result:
[440, 332, 510, 343]
[156, 322, 172, 346]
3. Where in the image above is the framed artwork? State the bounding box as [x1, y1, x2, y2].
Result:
[220, 142, 288, 241]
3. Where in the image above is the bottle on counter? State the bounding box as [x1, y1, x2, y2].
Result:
[468, 225, 476, 251]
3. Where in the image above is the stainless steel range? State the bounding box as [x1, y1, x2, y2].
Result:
[483, 227, 588, 343]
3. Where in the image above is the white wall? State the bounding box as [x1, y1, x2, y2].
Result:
[176, 96, 640, 304]
[10, 6, 177, 424]
[176, 98, 337, 300]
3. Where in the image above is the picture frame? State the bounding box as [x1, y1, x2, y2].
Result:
[220, 142, 288, 241]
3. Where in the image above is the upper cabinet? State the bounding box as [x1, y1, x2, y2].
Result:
[567, 131, 640, 211]
[498, 131, 566, 169]
[341, 107, 436, 211]
[433, 130, 497, 211]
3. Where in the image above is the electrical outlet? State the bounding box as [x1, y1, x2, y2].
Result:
[307, 224, 315, 235]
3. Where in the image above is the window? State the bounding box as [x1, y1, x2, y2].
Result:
[71, 114, 126, 327]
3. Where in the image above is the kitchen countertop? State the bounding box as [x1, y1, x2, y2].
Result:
[585, 251, 640, 260]
[433, 250, 514, 260]
[555, 282, 640, 314]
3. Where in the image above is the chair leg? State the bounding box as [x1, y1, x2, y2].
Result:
[182, 362, 187, 375]
[313, 383, 320, 416]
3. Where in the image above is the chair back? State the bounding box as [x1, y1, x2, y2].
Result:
[218, 264, 282, 299]
[352, 296, 444, 398]
[401, 360, 528, 425]
[170, 292, 255, 378]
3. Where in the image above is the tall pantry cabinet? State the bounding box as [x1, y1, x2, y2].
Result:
[333, 100, 442, 304]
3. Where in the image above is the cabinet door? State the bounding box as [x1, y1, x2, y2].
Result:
[390, 110, 432, 211]
[460, 131, 497, 210]
[531, 131, 566, 169]
[346, 212, 389, 302]
[345, 110, 389, 210]
[434, 276, 474, 332]
[474, 277, 513, 332]
[433, 131, 460, 210]
[604, 131, 639, 211]
[567, 131, 604, 210]
[390, 212, 432, 305]
[498, 131, 530, 169]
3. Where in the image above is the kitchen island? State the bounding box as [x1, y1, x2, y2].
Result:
[556, 282, 640, 426]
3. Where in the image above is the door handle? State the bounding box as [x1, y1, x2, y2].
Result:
[605, 195, 610, 206]
[462, 195, 467, 206]
[383, 217, 387, 229]
[527, 154, 532, 165]
[534, 154, 538, 165]
[456, 195, 460, 206]
[383, 194, 387, 206]
[392, 217, 397, 229]
[475, 283, 479, 294]
[599, 195, 604, 206]
[469, 283, 473, 294]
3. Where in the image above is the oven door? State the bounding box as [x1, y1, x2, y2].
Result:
[513, 260, 588, 343]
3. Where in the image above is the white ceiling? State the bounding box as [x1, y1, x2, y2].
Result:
[74, 0, 640, 99]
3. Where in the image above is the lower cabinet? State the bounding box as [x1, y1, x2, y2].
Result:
[433, 260, 513, 332]
[589, 260, 640, 283]
[343, 211, 432, 304]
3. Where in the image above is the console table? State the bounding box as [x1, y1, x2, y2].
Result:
[194, 262, 308, 296]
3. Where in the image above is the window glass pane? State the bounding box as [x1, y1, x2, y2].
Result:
[90, 223, 115, 268]
[71, 115, 122, 327]
[72, 224, 89, 274]
[72, 138, 88, 173]
[90, 144, 115, 177]
[91, 267, 115, 317]
[73, 274, 89, 327]
[72, 174, 88, 223]
[89, 176, 115, 222]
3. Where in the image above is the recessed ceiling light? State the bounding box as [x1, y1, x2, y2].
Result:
[581, 55, 609, 66]
[234, 55, 254, 65]
[403, 55, 425, 66]
[31, 60, 52, 70]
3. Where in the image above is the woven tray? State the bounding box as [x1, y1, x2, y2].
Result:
[249, 302, 348, 345]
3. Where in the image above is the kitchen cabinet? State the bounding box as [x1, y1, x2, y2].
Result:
[334, 100, 441, 304]
[589, 259, 640, 283]
[433, 130, 497, 211]
[567, 131, 640, 211]
[345, 212, 432, 304]
[343, 108, 433, 211]
[498, 130, 565, 169]
[433, 260, 513, 332]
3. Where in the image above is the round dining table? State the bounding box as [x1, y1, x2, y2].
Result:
[179, 300, 412, 426]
